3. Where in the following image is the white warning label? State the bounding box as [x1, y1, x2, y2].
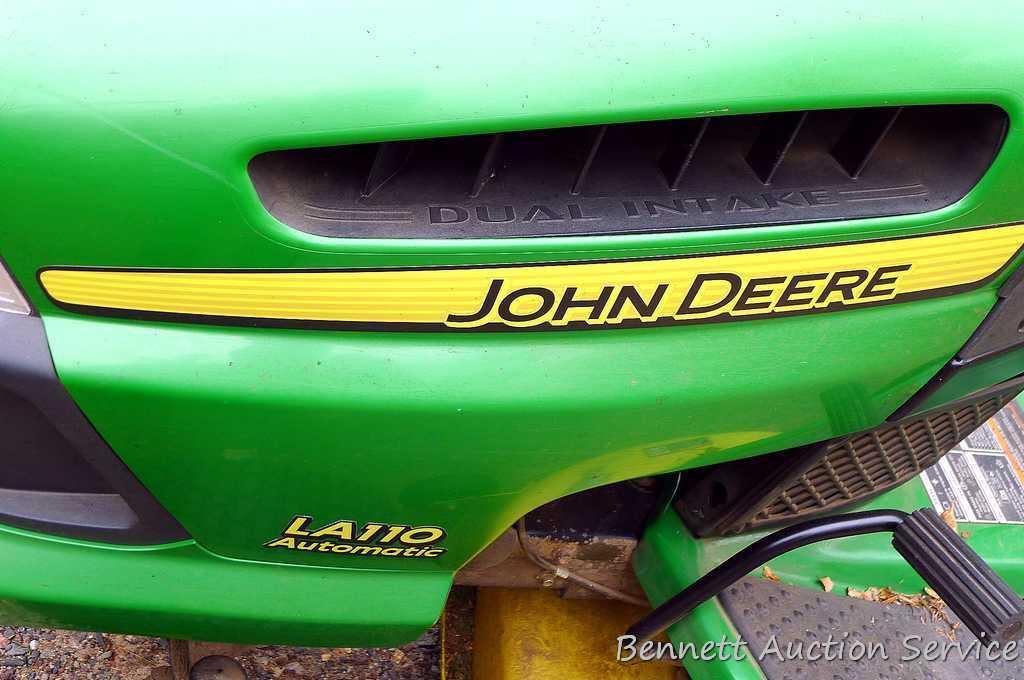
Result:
[921, 400, 1024, 525]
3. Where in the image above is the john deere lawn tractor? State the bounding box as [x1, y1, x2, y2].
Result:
[3, 3, 1024, 678]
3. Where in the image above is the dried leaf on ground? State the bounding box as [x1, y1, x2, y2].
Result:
[762, 566, 780, 582]
[846, 586, 875, 601]
[819, 576, 834, 593]
[941, 505, 958, 532]
[847, 584, 956, 640]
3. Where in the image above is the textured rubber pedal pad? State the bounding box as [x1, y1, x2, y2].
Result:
[893, 508, 1024, 644]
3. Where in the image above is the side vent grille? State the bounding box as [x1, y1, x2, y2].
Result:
[677, 386, 1019, 537]
[249, 104, 1006, 239]
[754, 398, 1005, 526]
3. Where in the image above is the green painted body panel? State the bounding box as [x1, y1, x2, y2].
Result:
[0, 525, 449, 647]
[634, 515, 766, 680]
[635, 475, 1024, 679]
[1, 1, 1024, 645]
[43, 297, 988, 572]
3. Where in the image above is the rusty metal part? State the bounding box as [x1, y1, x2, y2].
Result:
[455, 527, 646, 602]
[168, 639, 253, 680]
[169, 639, 190, 680]
[189, 655, 247, 680]
[514, 518, 648, 607]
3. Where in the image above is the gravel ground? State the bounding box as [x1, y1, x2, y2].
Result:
[0, 626, 441, 680]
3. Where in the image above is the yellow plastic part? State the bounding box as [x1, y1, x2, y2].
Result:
[39, 223, 1024, 330]
[471, 588, 679, 679]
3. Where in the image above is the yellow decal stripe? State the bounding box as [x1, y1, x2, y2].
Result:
[39, 224, 1024, 331]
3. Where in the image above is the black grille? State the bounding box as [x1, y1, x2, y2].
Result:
[678, 389, 1017, 537]
[754, 397, 1006, 527]
[250, 104, 1007, 239]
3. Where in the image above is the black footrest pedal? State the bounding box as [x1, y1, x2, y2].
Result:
[893, 508, 1024, 644]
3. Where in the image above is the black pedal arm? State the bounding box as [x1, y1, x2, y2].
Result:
[627, 508, 1024, 645]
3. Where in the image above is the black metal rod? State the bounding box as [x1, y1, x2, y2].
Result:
[626, 509, 908, 642]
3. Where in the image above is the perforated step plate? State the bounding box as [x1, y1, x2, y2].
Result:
[720, 577, 1018, 679]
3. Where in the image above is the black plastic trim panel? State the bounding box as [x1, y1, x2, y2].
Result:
[0, 312, 188, 544]
[893, 262, 1024, 420]
[956, 263, 1024, 364]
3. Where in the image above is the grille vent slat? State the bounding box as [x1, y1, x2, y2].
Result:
[250, 104, 1007, 239]
[470, 134, 505, 198]
[361, 141, 412, 198]
[658, 117, 711, 190]
[570, 125, 608, 195]
[830, 107, 903, 178]
[745, 111, 809, 185]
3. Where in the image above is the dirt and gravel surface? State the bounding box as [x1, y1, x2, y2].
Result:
[0, 626, 442, 680]
[0, 588, 477, 679]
